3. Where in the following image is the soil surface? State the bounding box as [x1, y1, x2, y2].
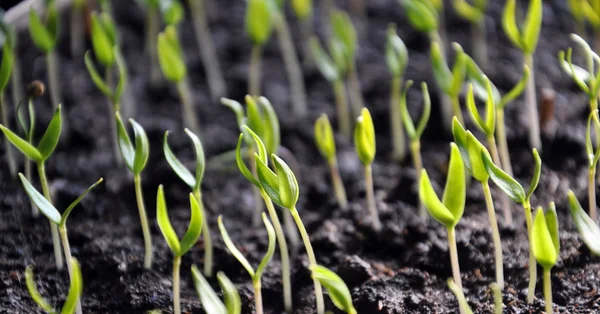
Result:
[1, 0, 599, 313]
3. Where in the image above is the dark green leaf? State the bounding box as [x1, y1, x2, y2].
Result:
[0, 125, 42, 162]
[36, 106, 62, 161]
[113, 47, 127, 103]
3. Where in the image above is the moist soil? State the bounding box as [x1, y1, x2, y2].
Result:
[1, 0, 599, 313]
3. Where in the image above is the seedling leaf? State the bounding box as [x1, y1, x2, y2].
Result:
[526, 148, 541, 200]
[255, 213, 276, 279]
[272, 154, 300, 209]
[310, 37, 340, 82]
[465, 132, 490, 182]
[179, 193, 203, 256]
[502, 0, 523, 50]
[61, 258, 83, 314]
[419, 170, 456, 227]
[157, 185, 181, 254]
[235, 134, 260, 187]
[532, 207, 558, 269]
[217, 272, 242, 314]
[116, 113, 135, 170]
[255, 155, 281, 205]
[36, 106, 62, 161]
[401, 0, 439, 33]
[567, 190, 600, 256]
[330, 10, 357, 61]
[19, 173, 61, 224]
[354, 108, 376, 165]
[25, 266, 56, 313]
[163, 131, 196, 188]
[385, 23, 408, 78]
[90, 12, 115, 66]
[442, 143, 466, 225]
[482, 152, 526, 203]
[218, 215, 255, 277]
[451, 117, 472, 172]
[521, 0, 542, 54]
[192, 265, 227, 314]
[246, 0, 272, 45]
[314, 114, 336, 161]
[546, 202, 560, 253]
[310, 265, 357, 314]
[0, 125, 42, 162]
[130, 119, 150, 174]
[157, 26, 186, 82]
[60, 178, 104, 226]
[84, 51, 112, 98]
[499, 64, 530, 109]
[0, 41, 12, 91]
[28, 9, 56, 53]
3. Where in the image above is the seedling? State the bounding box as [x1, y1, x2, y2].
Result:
[26, 258, 82, 314]
[20, 174, 102, 314]
[585, 111, 600, 221]
[559, 34, 600, 113]
[491, 282, 503, 314]
[0, 23, 16, 177]
[482, 146, 541, 303]
[138, 0, 162, 86]
[568, 190, 600, 255]
[401, 0, 444, 55]
[502, 0, 543, 149]
[400, 81, 431, 217]
[192, 267, 242, 314]
[156, 186, 203, 314]
[291, 0, 314, 68]
[160, 0, 184, 26]
[453, 118, 504, 289]
[354, 108, 381, 231]
[310, 265, 357, 314]
[531, 204, 559, 314]
[255, 152, 325, 314]
[447, 278, 473, 314]
[314, 114, 347, 208]
[218, 213, 276, 314]
[0, 106, 64, 269]
[431, 42, 467, 126]
[452, 0, 488, 68]
[157, 25, 200, 134]
[245, 0, 273, 96]
[419, 143, 466, 292]
[386, 23, 409, 162]
[163, 129, 213, 276]
[115, 114, 153, 269]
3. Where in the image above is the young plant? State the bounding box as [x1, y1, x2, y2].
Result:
[156, 186, 203, 314]
[115, 114, 153, 269]
[0, 106, 64, 269]
[447, 278, 473, 314]
[431, 42, 467, 127]
[245, 0, 273, 97]
[452, 0, 488, 68]
[291, 0, 314, 68]
[255, 152, 325, 314]
[385, 23, 409, 162]
[314, 114, 347, 208]
[163, 129, 214, 276]
[0, 25, 16, 177]
[567, 190, 600, 255]
[559, 34, 600, 113]
[192, 267, 242, 314]
[354, 108, 381, 231]
[400, 81, 431, 217]
[401, 0, 445, 55]
[26, 258, 83, 314]
[157, 25, 200, 134]
[218, 213, 276, 314]
[586, 110, 600, 222]
[453, 118, 504, 289]
[531, 204, 559, 314]
[502, 0, 543, 149]
[419, 143, 466, 292]
[20, 174, 102, 314]
[310, 265, 357, 314]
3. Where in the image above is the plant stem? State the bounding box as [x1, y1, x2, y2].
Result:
[38, 162, 63, 270]
[10, 44, 23, 109]
[249, 147, 264, 227]
[146, 5, 161, 87]
[333, 80, 351, 139]
[347, 63, 364, 118]
[298, 17, 314, 69]
[70, 0, 85, 58]
[105, 66, 122, 166]
[172, 255, 181, 314]
[543, 268, 553, 314]
[46, 51, 61, 109]
[390, 76, 406, 162]
[487, 135, 513, 226]
[451, 96, 464, 126]
[410, 140, 425, 217]
[328, 158, 348, 209]
[0, 92, 16, 177]
[260, 190, 292, 313]
[249, 45, 263, 97]
[524, 53, 541, 150]
[290, 207, 324, 314]
[495, 109, 513, 176]
[253, 279, 264, 314]
[25, 153, 37, 217]
[59, 226, 82, 314]
[523, 200, 536, 304]
[482, 180, 504, 289]
[193, 190, 213, 277]
[590, 167, 597, 222]
[447, 227, 464, 314]
[365, 164, 381, 230]
[472, 19, 487, 70]
[134, 174, 153, 269]
[176, 79, 201, 135]
[430, 32, 452, 131]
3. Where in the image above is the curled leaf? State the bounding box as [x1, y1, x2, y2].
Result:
[310, 265, 357, 314]
[25, 266, 56, 313]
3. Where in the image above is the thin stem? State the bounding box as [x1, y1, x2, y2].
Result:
[260, 190, 292, 313]
[447, 227, 464, 314]
[249, 45, 263, 97]
[390, 76, 406, 162]
[25, 154, 37, 217]
[38, 162, 63, 270]
[430, 32, 452, 131]
[0, 92, 16, 177]
[544, 268, 553, 314]
[70, 1, 85, 58]
[472, 19, 487, 70]
[410, 140, 425, 217]
[46, 51, 61, 109]
[253, 279, 264, 314]
[146, 6, 161, 87]
[290, 207, 324, 314]
[173, 256, 181, 314]
[105, 66, 122, 166]
[59, 226, 82, 314]
[134, 174, 153, 269]
[249, 147, 264, 227]
[298, 17, 314, 69]
[495, 109, 513, 176]
[194, 190, 213, 277]
[487, 135, 513, 225]
[347, 63, 364, 118]
[451, 96, 464, 126]
[523, 200, 536, 304]
[333, 80, 351, 139]
[524, 53, 541, 150]
[365, 164, 381, 230]
[328, 158, 348, 209]
[590, 167, 598, 222]
[176, 79, 201, 135]
[482, 180, 504, 289]
[10, 45, 23, 108]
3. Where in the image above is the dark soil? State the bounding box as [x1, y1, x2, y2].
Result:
[1, 0, 599, 313]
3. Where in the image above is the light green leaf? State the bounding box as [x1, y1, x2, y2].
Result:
[465, 132, 489, 182]
[243, 125, 267, 163]
[246, 0, 273, 45]
[526, 148, 541, 200]
[451, 117, 472, 172]
[235, 134, 260, 187]
[448, 43, 467, 97]
[255, 212, 276, 279]
[163, 131, 196, 188]
[37, 106, 62, 161]
[221, 98, 247, 129]
[28, 9, 55, 53]
[157, 26, 186, 83]
[258, 97, 280, 156]
[192, 265, 227, 314]
[255, 155, 282, 205]
[161, 0, 184, 25]
[521, 0, 542, 54]
[568, 190, 600, 256]
[310, 37, 340, 82]
[501, 0, 523, 50]
[499, 64, 530, 109]
[218, 215, 255, 278]
[481, 152, 526, 203]
[419, 169, 456, 227]
[113, 47, 127, 103]
[546, 202, 560, 253]
[90, 12, 115, 66]
[310, 265, 357, 314]
[84, 50, 113, 98]
[0, 125, 42, 162]
[272, 154, 299, 209]
[430, 41, 452, 93]
[61, 258, 83, 314]
[131, 119, 150, 174]
[60, 178, 104, 226]
[314, 114, 336, 161]
[19, 173, 61, 224]
[291, 0, 312, 20]
[354, 108, 376, 165]
[25, 266, 56, 313]
[399, 80, 417, 139]
[330, 10, 357, 60]
[217, 272, 242, 314]
[402, 0, 439, 33]
[116, 113, 135, 171]
[156, 185, 181, 255]
[415, 82, 432, 138]
[179, 193, 203, 256]
[0, 41, 12, 91]
[532, 207, 558, 269]
[452, 0, 484, 23]
[385, 23, 409, 78]
[442, 143, 466, 226]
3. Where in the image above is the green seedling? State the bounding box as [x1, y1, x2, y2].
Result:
[0, 106, 63, 269]
[310, 265, 357, 314]
[156, 186, 203, 314]
[354, 108, 381, 231]
[453, 118, 504, 289]
[20, 174, 102, 314]
[401, 0, 442, 51]
[245, 0, 273, 97]
[218, 213, 276, 314]
[431, 42, 467, 126]
[160, 0, 184, 26]
[559, 34, 600, 113]
[400, 81, 431, 217]
[157, 25, 200, 134]
[482, 146, 541, 303]
[419, 143, 466, 293]
[115, 114, 153, 269]
[163, 129, 214, 276]
[452, 0, 488, 68]
[447, 278, 473, 314]
[26, 258, 82, 314]
[568, 190, 600, 255]
[502, 0, 543, 149]
[586, 110, 600, 222]
[314, 114, 347, 208]
[138, 0, 162, 86]
[70, 0, 86, 57]
[291, 0, 314, 69]
[255, 152, 325, 314]
[532, 204, 559, 314]
[192, 267, 242, 314]
[0, 23, 16, 177]
[386, 23, 409, 162]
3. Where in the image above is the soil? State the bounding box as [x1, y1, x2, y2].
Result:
[1, 0, 599, 313]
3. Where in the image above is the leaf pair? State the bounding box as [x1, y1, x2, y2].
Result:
[586, 110, 600, 168]
[431, 42, 466, 98]
[310, 265, 357, 314]
[330, 10, 357, 64]
[452, 0, 486, 24]
[156, 186, 203, 257]
[191, 267, 241, 314]
[385, 24, 409, 79]
[401, 0, 439, 34]
[160, 0, 184, 26]
[559, 34, 600, 100]
[157, 25, 187, 83]
[246, 0, 273, 46]
[28, 3, 60, 53]
[419, 143, 466, 228]
[310, 37, 347, 82]
[115, 114, 149, 175]
[502, 0, 542, 54]
[568, 190, 600, 256]
[354, 108, 376, 165]
[400, 81, 431, 142]
[532, 203, 559, 269]
[85, 47, 127, 104]
[314, 114, 336, 162]
[255, 153, 300, 209]
[164, 129, 205, 191]
[452, 118, 491, 182]
[90, 11, 117, 66]
[26, 258, 82, 314]
[235, 126, 268, 188]
[465, 79, 495, 137]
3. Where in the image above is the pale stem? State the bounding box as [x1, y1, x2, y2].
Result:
[495, 109, 513, 176]
[365, 164, 381, 230]
[188, 0, 226, 100]
[146, 6, 161, 87]
[176, 79, 201, 135]
[328, 158, 348, 209]
[59, 226, 82, 314]
[253, 279, 264, 314]
[10, 46, 24, 107]
[447, 227, 463, 293]
[283, 207, 300, 251]
[38, 162, 64, 270]
[249, 147, 264, 227]
[25, 154, 37, 217]
[194, 190, 213, 277]
[0, 92, 17, 177]
[430, 32, 452, 131]
[451, 96, 465, 126]
[69, 2, 85, 58]
[472, 19, 487, 70]
[410, 140, 425, 217]
[544, 268, 553, 314]
[290, 207, 324, 314]
[249, 45, 263, 97]
[390, 76, 406, 162]
[46, 51, 61, 109]
[523, 201, 536, 304]
[524, 53, 541, 150]
[333, 80, 351, 139]
[482, 180, 505, 290]
[298, 17, 314, 69]
[105, 66, 122, 166]
[487, 135, 513, 225]
[172, 256, 181, 314]
[134, 174, 153, 269]
[589, 167, 597, 222]
[346, 63, 364, 118]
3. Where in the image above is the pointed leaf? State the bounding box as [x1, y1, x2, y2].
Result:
[310, 37, 339, 82]
[466, 132, 489, 182]
[90, 12, 115, 66]
[221, 98, 247, 129]
[84, 50, 113, 98]
[314, 114, 336, 161]
[60, 178, 104, 226]
[218, 215, 255, 278]
[532, 207, 558, 269]
[568, 190, 600, 256]
[402, 0, 439, 33]
[242, 126, 267, 163]
[255, 155, 282, 205]
[330, 10, 357, 60]
[0, 125, 42, 162]
[419, 170, 455, 227]
[217, 272, 242, 314]
[499, 64, 530, 109]
[385, 23, 408, 78]
[245, 0, 273, 45]
[163, 131, 196, 188]
[415, 82, 432, 138]
[116, 113, 135, 170]
[451, 117, 472, 172]
[28, 9, 54, 53]
[156, 185, 181, 255]
[157, 27, 186, 82]
[431, 41, 452, 93]
[255, 212, 276, 279]
[526, 148, 541, 200]
[521, 0, 542, 54]
[25, 266, 56, 313]
[310, 265, 357, 314]
[272, 155, 299, 209]
[19, 173, 61, 224]
[113, 47, 127, 103]
[131, 119, 149, 174]
[235, 134, 260, 187]
[0, 42, 13, 91]
[259, 97, 280, 156]
[482, 152, 526, 203]
[501, 0, 523, 50]
[442, 143, 466, 227]
[179, 193, 203, 256]
[545, 202, 560, 253]
[37, 106, 62, 161]
[192, 265, 227, 314]
[61, 258, 83, 314]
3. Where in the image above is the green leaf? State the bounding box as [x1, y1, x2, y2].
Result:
[442, 143, 466, 226]
[465, 132, 490, 182]
[90, 12, 115, 66]
[430, 41, 452, 93]
[157, 26, 186, 82]
[314, 114, 336, 161]
[545, 202, 560, 253]
[501, 0, 523, 50]
[402, 0, 439, 33]
[499, 64, 530, 109]
[526, 148, 541, 200]
[258, 97, 280, 155]
[481, 152, 526, 203]
[217, 272, 241, 314]
[464, 55, 501, 104]
[385, 23, 409, 78]
[163, 131, 196, 188]
[310, 37, 339, 82]
[246, 0, 273, 46]
[330, 10, 357, 61]
[400, 80, 417, 140]
[37, 106, 62, 161]
[568, 190, 600, 256]
[452, 0, 484, 23]
[561, 49, 590, 95]
[447, 278, 474, 314]
[354, 108, 376, 165]
[532, 207, 558, 269]
[419, 169, 456, 227]
[235, 134, 260, 187]
[448, 43, 467, 97]
[161, 0, 184, 25]
[28, 9, 55, 53]
[255, 155, 282, 205]
[586, 110, 600, 167]
[521, 0, 542, 54]
[192, 265, 227, 314]
[310, 265, 357, 314]
[84, 50, 113, 98]
[116, 113, 135, 171]
[451, 117, 472, 172]
[415, 83, 432, 138]
[60, 178, 104, 226]
[179, 193, 203, 256]
[218, 215, 255, 278]
[272, 154, 299, 209]
[25, 265, 56, 313]
[19, 173, 61, 224]
[0, 125, 42, 162]
[61, 258, 83, 314]
[291, 0, 312, 19]
[0, 41, 12, 91]
[255, 212, 276, 279]
[221, 98, 247, 129]
[130, 118, 150, 174]
[466, 80, 495, 136]
[113, 47, 127, 103]
[245, 96, 263, 137]
[156, 185, 181, 255]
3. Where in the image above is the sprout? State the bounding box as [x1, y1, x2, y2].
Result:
[26, 258, 83, 314]
[452, 0, 488, 68]
[160, 0, 184, 26]
[0, 24, 16, 177]
[291, 0, 314, 69]
[0, 106, 64, 269]
[400, 81, 431, 217]
[191, 267, 241, 314]
[490, 282, 503, 314]
[431, 42, 467, 126]
[254, 152, 325, 314]
[452, 118, 504, 289]
[218, 213, 276, 314]
[157, 25, 200, 134]
[20, 174, 102, 314]
[559, 34, 600, 112]
[354, 108, 381, 231]
[310, 265, 357, 314]
[246, 0, 273, 96]
[447, 278, 473, 314]
[531, 204, 559, 314]
[386, 23, 409, 162]
[115, 114, 153, 269]
[567, 190, 600, 255]
[163, 129, 213, 276]
[586, 110, 600, 221]
[502, 0, 543, 149]
[156, 186, 203, 314]
[314, 114, 347, 208]
[420, 143, 465, 291]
